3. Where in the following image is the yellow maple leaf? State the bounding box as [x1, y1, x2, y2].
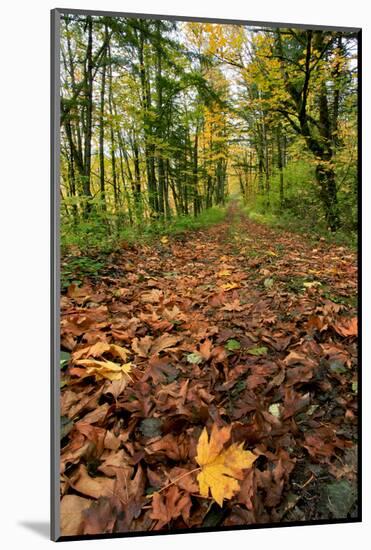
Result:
[220, 282, 240, 291]
[195, 425, 256, 506]
[217, 269, 231, 277]
[74, 358, 132, 382]
[72, 342, 130, 362]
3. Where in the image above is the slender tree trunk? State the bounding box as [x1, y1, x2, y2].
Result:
[155, 21, 165, 218]
[137, 24, 158, 215]
[82, 16, 94, 214]
[99, 26, 108, 212]
[193, 128, 201, 216]
[276, 125, 284, 210]
[132, 137, 142, 218]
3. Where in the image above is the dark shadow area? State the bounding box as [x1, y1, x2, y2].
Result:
[18, 521, 49, 539]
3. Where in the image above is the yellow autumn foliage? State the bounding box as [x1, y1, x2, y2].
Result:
[195, 425, 256, 506]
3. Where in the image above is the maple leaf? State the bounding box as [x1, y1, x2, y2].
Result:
[199, 339, 213, 360]
[217, 269, 232, 277]
[150, 333, 181, 355]
[72, 342, 131, 362]
[222, 299, 243, 312]
[72, 358, 133, 382]
[195, 425, 256, 506]
[141, 289, 163, 303]
[131, 335, 153, 358]
[150, 485, 191, 529]
[333, 317, 357, 338]
[142, 355, 178, 384]
[220, 282, 240, 291]
[70, 464, 116, 499]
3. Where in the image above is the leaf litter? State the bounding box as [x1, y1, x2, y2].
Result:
[60, 203, 358, 535]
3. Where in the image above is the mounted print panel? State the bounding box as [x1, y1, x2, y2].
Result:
[51, 8, 361, 541]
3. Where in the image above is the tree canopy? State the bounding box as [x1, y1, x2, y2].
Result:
[60, 15, 358, 250]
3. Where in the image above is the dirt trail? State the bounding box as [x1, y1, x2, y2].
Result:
[60, 201, 358, 534]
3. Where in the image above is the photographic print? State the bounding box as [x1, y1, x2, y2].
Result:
[51, 8, 360, 541]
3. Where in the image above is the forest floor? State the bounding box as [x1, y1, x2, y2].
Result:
[60, 201, 358, 536]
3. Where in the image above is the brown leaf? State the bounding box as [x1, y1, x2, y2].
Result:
[333, 317, 357, 337]
[199, 339, 213, 360]
[70, 464, 116, 499]
[236, 468, 256, 510]
[150, 333, 181, 355]
[150, 486, 192, 529]
[142, 355, 178, 384]
[81, 496, 119, 535]
[168, 466, 199, 493]
[131, 335, 153, 358]
[141, 289, 163, 303]
[146, 433, 190, 461]
[60, 494, 92, 536]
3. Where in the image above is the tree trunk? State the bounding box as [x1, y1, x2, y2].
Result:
[82, 16, 94, 214]
[98, 26, 108, 212]
[276, 125, 284, 210]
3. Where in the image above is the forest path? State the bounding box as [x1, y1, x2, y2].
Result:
[60, 200, 358, 529]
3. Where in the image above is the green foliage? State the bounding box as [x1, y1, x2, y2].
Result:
[246, 346, 268, 356]
[243, 161, 357, 248]
[186, 352, 203, 365]
[225, 339, 241, 351]
[61, 205, 226, 257]
[61, 255, 105, 290]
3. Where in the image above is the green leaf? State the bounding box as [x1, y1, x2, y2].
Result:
[247, 346, 268, 356]
[264, 278, 274, 289]
[225, 339, 241, 351]
[60, 351, 71, 370]
[187, 352, 203, 364]
[268, 403, 280, 418]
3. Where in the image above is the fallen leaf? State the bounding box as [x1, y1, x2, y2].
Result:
[150, 333, 181, 355]
[303, 281, 321, 289]
[220, 282, 240, 291]
[217, 269, 232, 277]
[268, 404, 281, 418]
[141, 289, 163, 303]
[333, 317, 357, 338]
[72, 359, 132, 382]
[225, 339, 241, 351]
[71, 465, 116, 499]
[195, 425, 256, 506]
[187, 351, 203, 364]
[131, 335, 153, 358]
[60, 494, 92, 536]
[150, 485, 191, 529]
[72, 342, 130, 362]
[264, 278, 274, 289]
[247, 346, 268, 356]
